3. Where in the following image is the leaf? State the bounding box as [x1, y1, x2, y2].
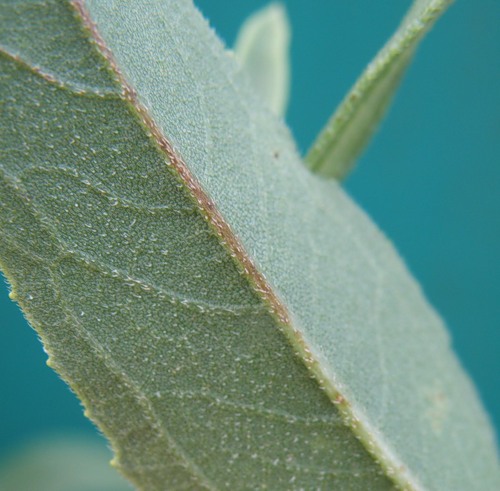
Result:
[234, 2, 290, 117]
[0, 436, 130, 491]
[0, 1, 498, 490]
[305, 0, 454, 180]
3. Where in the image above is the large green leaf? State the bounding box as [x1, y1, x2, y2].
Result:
[305, 0, 453, 179]
[0, 1, 497, 490]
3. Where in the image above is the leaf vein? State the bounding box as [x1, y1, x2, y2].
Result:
[0, 45, 119, 98]
[168, 389, 343, 426]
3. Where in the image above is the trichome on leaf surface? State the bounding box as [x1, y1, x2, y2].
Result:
[0, 1, 498, 490]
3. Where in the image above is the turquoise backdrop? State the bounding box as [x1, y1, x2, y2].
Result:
[1, 0, 498, 458]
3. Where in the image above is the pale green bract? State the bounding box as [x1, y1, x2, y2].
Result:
[306, 0, 454, 179]
[0, 1, 498, 490]
[234, 3, 290, 117]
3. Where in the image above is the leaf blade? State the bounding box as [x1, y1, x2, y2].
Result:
[0, 1, 498, 490]
[234, 2, 291, 117]
[305, 0, 454, 179]
[0, 2, 395, 488]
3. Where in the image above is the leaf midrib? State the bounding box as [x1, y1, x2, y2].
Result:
[68, 1, 426, 489]
[2, 214, 354, 486]
[0, 153, 261, 316]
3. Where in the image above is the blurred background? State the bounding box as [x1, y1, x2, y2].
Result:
[1, 0, 498, 467]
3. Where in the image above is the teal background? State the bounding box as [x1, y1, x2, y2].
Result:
[1, 0, 498, 458]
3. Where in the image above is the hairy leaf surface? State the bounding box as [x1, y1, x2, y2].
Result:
[0, 1, 497, 490]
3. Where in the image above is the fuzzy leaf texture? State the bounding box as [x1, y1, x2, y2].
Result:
[306, 0, 454, 180]
[0, 1, 498, 490]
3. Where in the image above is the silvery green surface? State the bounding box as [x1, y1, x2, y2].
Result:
[306, 0, 454, 179]
[0, 1, 393, 489]
[234, 3, 290, 117]
[0, 0, 497, 490]
[0, 437, 130, 491]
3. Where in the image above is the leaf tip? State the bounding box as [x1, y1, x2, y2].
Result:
[234, 2, 291, 117]
[305, 0, 454, 181]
